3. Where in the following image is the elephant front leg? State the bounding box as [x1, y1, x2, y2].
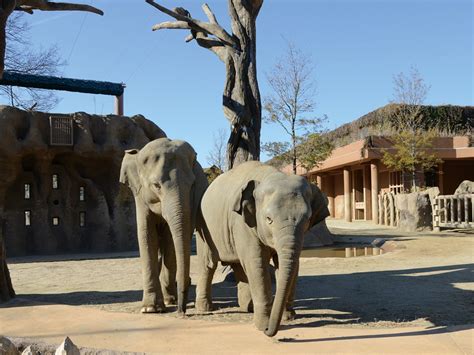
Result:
[240, 252, 272, 331]
[282, 259, 299, 321]
[195, 233, 216, 313]
[159, 225, 177, 306]
[136, 203, 165, 313]
[273, 254, 299, 322]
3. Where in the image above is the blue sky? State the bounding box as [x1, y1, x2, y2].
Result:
[8, 0, 473, 163]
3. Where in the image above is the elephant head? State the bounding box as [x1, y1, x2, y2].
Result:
[233, 172, 329, 336]
[120, 138, 207, 314]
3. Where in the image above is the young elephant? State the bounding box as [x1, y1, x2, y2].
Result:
[120, 138, 208, 315]
[195, 161, 329, 337]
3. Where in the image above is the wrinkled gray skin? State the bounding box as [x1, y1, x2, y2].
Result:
[120, 138, 207, 314]
[196, 161, 329, 337]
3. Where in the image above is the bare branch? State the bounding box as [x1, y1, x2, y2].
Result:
[152, 21, 190, 31]
[202, 3, 218, 24]
[16, 1, 103, 15]
[146, 0, 236, 48]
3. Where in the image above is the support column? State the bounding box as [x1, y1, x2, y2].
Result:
[327, 175, 335, 218]
[115, 94, 124, 116]
[343, 168, 352, 222]
[316, 175, 322, 188]
[371, 162, 379, 224]
[438, 162, 444, 195]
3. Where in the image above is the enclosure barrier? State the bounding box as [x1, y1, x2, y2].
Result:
[432, 194, 474, 232]
[377, 192, 399, 227]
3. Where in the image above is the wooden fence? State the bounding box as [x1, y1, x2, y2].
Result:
[432, 194, 474, 231]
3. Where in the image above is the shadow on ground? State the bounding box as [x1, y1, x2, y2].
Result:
[4, 263, 473, 330]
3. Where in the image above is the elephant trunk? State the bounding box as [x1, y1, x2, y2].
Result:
[265, 230, 301, 337]
[164, 190, 192, 315]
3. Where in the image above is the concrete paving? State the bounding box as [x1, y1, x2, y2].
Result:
[0, 300, 472, 354]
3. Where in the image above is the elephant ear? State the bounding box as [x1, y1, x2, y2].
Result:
[120, 149, 141, 196]
[232, 180, 258, 228]
[309, 182, 330, 228]
[174, 140, 208, 228]
[191, 160, 208, 229]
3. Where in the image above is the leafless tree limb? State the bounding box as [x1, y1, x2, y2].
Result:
[15, 0, 103, 15]
[147, 0, 236, 48]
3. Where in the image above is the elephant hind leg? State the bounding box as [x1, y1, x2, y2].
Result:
[195, 233, 217, 313]
[232, 264, 253, 313]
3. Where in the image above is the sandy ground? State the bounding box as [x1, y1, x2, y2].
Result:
[2, 220, 473, 353]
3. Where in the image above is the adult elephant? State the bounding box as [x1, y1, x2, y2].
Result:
[195, 161, 329, 337]
[120, 138, 207, 315]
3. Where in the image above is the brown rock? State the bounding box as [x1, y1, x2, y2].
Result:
[303, 220, 334, 248]
[394, 187, 440, 232]
[454, 180, 474, 195]
[54, 337, 79, 355]
[0, 106, 166, 256]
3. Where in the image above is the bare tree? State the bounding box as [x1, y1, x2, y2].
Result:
[207, 128, 227, 171]
[2, 12, 65, 111]
[382, 67, 440, 190]
[146, 0, 263, 169]
[263, 42, 330, 174]
[0, 0, 103, 78]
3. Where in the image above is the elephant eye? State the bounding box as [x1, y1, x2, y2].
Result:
[266, 217, 273, 225]
[153, 182, 161, 190]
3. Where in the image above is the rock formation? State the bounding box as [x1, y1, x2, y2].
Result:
[394, 187, 440, 232]
[0, 105, 166, 256]
[454, 180, 474, 195]
[303, 220, 334, 248]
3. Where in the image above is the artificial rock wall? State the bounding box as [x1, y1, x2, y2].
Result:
[0, 106, 166, 256]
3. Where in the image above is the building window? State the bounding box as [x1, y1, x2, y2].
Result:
[25, 210, 31, 226]
[52, 217, 60, 226]
[79, 186, 85, 201]
[52, 174, 59, 189]
[79, 212, 86, 227]
[24, 183, 31, 199]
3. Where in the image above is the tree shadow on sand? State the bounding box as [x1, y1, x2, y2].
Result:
[3, 261, 473, 336]
[287, 263, 474, 328]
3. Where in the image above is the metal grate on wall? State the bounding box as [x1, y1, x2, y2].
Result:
[49, 116, 74, 146]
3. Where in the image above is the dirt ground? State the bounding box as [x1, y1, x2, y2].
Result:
[6, 220, 473, 331]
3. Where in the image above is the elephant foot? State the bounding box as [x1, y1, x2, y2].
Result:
[176, 311, 187, 319]
[195, 298, 214, 314]
[164, 295, 177, 306]
[282, 308, 296, 322]
[239, 301, 253, 313]
[254, 314, 270, 331]
[140, 304, 166, 314]
[237, 282, 253, 313]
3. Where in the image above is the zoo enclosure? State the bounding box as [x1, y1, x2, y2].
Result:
[432, 194, 474, 231]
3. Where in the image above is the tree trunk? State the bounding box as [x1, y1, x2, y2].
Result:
[0, 0, 15, 79]
[146, 0, 263, 169]
[223, 2, 262, 169]
[0, 219, 15, 303]
[224, 47, 261, 169]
